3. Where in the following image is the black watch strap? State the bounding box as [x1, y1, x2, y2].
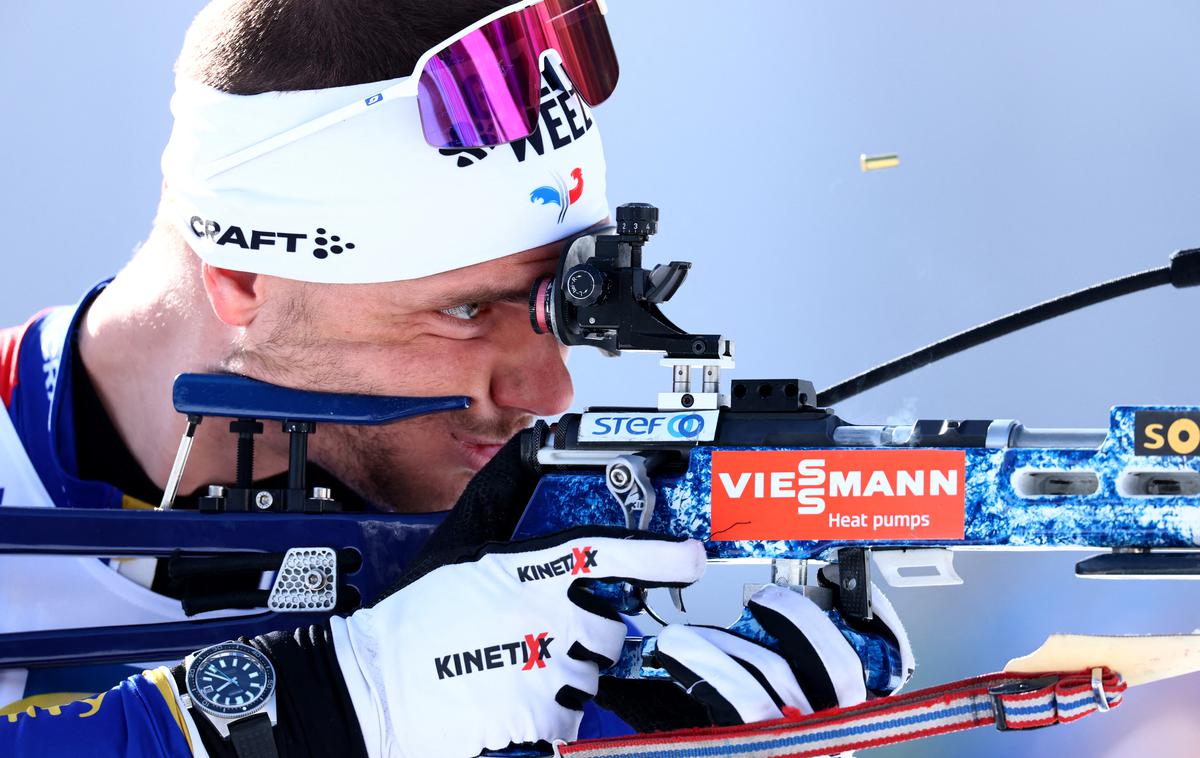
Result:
[228, 713, 279, 758]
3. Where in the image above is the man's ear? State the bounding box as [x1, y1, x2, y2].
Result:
[201, 262, 265, 327]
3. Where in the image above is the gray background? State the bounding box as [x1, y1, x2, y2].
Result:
[3, 1, 1200, 755]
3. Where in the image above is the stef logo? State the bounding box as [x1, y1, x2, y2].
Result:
[667, 413, 705, 439]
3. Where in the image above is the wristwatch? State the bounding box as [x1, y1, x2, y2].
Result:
[182, 641, 279, 758]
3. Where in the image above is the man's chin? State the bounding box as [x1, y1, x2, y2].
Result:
[311, 419, 521, 513]
[353, 466, 476, 513]
[313, 442, 478, 513]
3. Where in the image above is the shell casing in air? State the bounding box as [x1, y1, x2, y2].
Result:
[860, 153, 900, 172]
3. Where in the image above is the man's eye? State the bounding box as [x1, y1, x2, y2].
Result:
[440, 303, 482, 321]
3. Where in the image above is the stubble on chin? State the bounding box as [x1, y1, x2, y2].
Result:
[310, 416, 473, 512]
[311, 410, 532, 512]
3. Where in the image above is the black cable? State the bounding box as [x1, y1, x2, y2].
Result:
[817, 248, 1200, 406]
[168, 549, 360, 580]
[169, 552, 286, 579]
[182, 590, 270, 616]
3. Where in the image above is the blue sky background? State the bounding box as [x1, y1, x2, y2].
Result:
[4, 2, 1200, 754]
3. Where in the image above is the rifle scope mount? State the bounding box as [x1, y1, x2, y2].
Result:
[528, 202, 736, 410]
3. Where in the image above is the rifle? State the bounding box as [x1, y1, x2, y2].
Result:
[4, 200, 1200, 752]
[509, 202, 1200, 699]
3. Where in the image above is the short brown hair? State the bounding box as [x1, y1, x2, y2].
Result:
[179, 0, 512, 95]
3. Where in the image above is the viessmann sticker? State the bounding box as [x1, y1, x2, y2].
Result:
[710, 449, 966, 541]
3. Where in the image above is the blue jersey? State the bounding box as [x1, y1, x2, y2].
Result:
[0, 280, 202, 755]
[0, 281, 180, 710]
[0, 668, 193, 757]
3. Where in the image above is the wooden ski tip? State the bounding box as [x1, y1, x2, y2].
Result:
[1004, 633, 1200, 687]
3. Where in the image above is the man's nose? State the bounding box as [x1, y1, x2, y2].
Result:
[489, 307, 573, 417]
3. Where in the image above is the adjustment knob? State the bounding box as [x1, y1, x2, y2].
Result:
[563, 264, 605, 306]
[616, 202, 659, 236]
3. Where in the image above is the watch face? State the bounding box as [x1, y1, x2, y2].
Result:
[186, 642, 275, 719]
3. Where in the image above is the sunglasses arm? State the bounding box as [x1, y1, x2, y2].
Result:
[201, 78, 419, 180]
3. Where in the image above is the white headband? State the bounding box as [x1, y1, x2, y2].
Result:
[161, 59, 608, 283]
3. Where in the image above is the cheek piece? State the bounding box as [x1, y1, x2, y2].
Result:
[161, 58, 609, 284]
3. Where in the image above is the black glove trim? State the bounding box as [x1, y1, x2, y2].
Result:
[594, 677, 710, 733]
[555, 684, 596, 711]
[724, 653, 787, 712]
[654, 650, 745, 726]
[568, 640, 616, 669]
[747, 599, 840, 712]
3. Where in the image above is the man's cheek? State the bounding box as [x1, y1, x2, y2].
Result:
[400, 339, 494, 389]
[333, 345, 468, 398]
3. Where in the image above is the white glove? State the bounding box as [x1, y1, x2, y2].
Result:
[654, 583, 913, 725]
[331, 527, 705, 758]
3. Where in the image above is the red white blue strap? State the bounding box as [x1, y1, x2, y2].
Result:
[557, 668, 1125, 758]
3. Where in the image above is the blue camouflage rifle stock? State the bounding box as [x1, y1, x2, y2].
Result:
[512, 402, 1200, 686]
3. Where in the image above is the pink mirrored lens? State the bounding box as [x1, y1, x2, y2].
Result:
[418, 14, 541, 149]
[537, 0, 618, 108]
[418, 0, 618, 148]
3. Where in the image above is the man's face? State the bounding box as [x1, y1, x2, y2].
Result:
[224, 240, 573, 511]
